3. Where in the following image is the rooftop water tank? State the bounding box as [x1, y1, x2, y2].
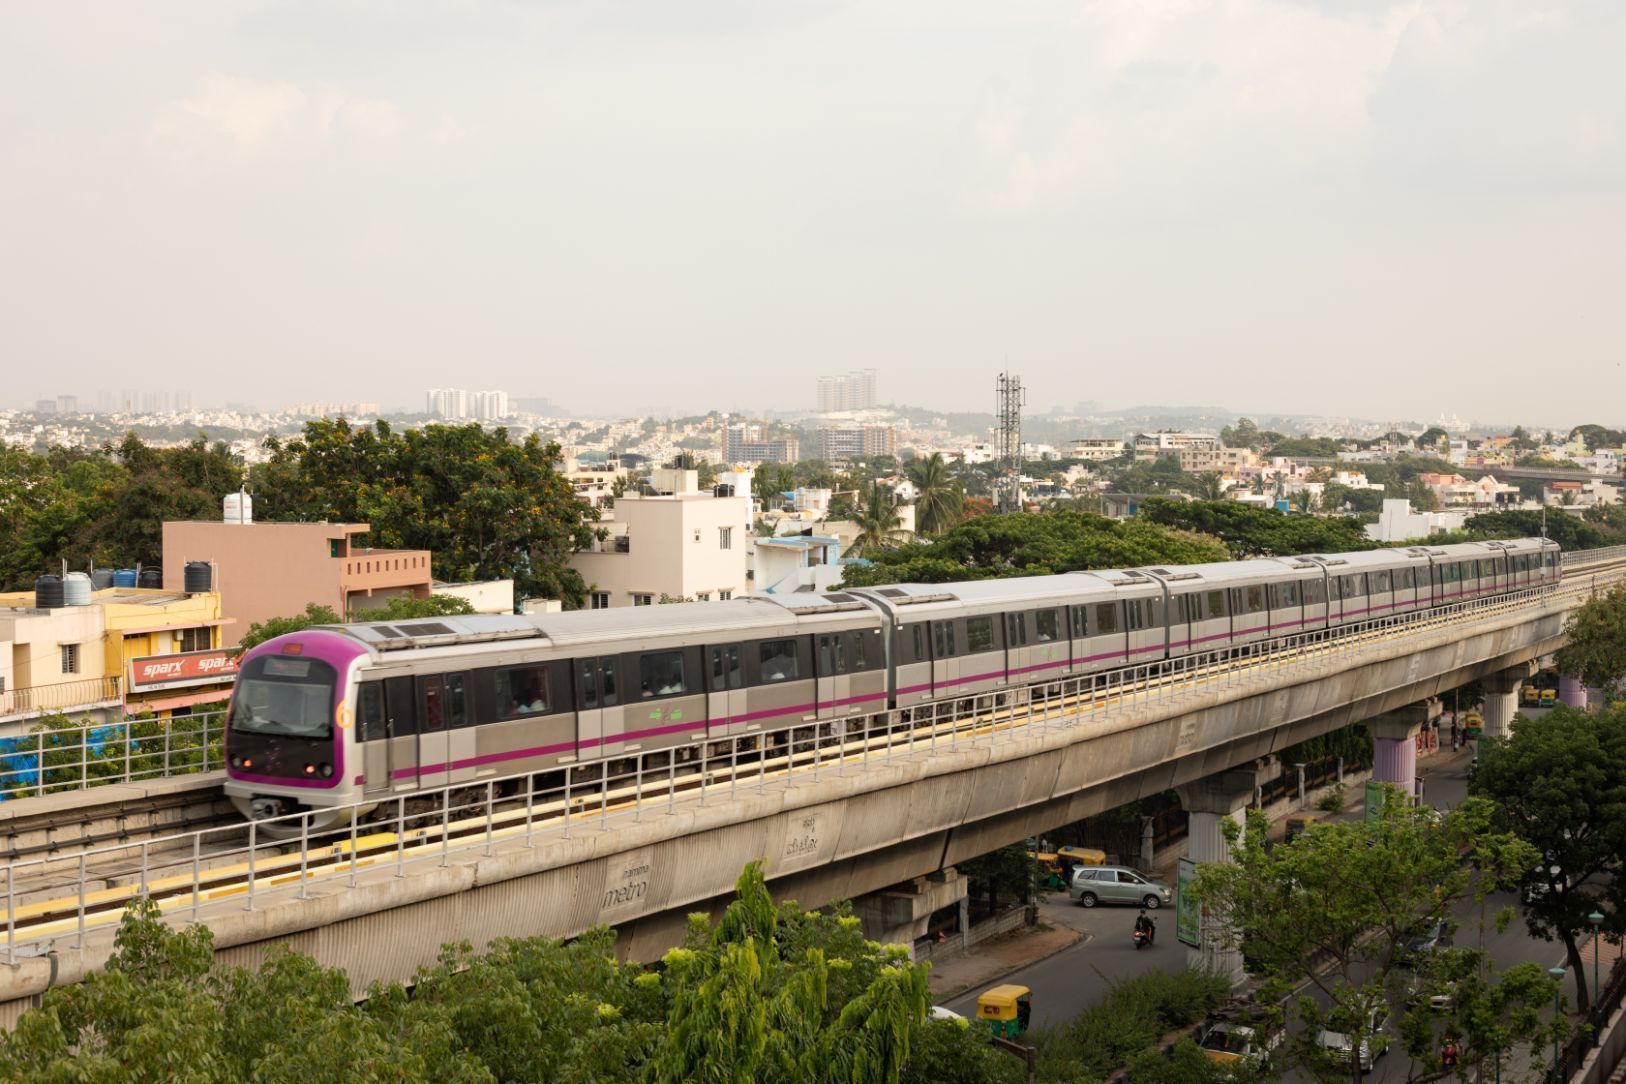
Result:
[183, 561, 213, 593]
[90, 568, 113, 590]
[224, 491, 253, 525]
[113, 569, 138, 588]
[34, 575, 64, 610]
[137, 569, 162, 590]
[63, 572, 92, 606]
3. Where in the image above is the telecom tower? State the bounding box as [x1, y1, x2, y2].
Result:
[995, 371, 1026, 514]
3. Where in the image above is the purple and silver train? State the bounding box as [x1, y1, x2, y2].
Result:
[223, 538, 1559, 824]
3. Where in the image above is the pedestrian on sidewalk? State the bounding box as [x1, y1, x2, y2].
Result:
[1450, 720, 1459, 752]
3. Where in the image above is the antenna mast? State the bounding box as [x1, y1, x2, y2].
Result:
[995, 371, 1027, 514]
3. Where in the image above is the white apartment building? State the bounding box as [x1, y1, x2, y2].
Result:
[1133, 432, 1220, 462]
[569, 470, 751, 608]
[816, 369, 878, 413]
[426, 388, 510, 421]
[1364, 499, 1469, 543]
[1070, 438, 1127, 461]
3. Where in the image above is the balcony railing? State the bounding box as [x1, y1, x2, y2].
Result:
[0, 676, 122, 720]
[583, 536, 632, 554]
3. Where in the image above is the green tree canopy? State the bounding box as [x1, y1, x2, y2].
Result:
[1135, 499, 1377, 559]
[1471, 703, 1626, 1013]
[1191, 795, 1557, 1084]
[1464, 509, 1624, 552]
[252, 419, 598, 607]
[237, 603, 343, 652]
[0, 866, 1010, 1084]
[351, 594, 479, 622]
[839, 510, 1230, 586]
[1552, 584, 1626, 694]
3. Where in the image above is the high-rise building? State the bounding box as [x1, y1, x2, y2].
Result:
[818, 425, 896, 461]
[34, 399, 56, 414]
[724, 422, 799, 464]
[427, 388, 508, 421]
[815, 369, 878, 413]
[56, 395, 79, 414]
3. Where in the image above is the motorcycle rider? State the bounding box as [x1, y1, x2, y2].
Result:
[1134, 908, 1156, 945]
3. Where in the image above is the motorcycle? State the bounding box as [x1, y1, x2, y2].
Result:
[1134, 925, 1154, 950]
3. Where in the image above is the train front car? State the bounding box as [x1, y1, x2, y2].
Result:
[223, 629, 368, 828]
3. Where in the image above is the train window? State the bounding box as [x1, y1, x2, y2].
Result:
[710, 645, 743, 691]
[1204, 591, 1226, 620]
[1125, 600, 1142, 632]
[1092, 603, 1119, 635]
[640, 651, 688, 698]
[761, 639, 801, 682]
[421, 676, 445, 731]
[1035, 609, 1059, 642]
[1006, 612, 1027, 647]
[1396, 568, 1414, 590]
[1339, 575, 1364, 599]
[1246, 585, 1265, 612]
[966, 616, 996, 653]
[846, 631, 872, 671]
[579, 659, 597, 709]
[446, 674, 467, 728]
[1170, 595, 1191, 623]
[1070, 605, 1087, 638]
[1302, 578, 1326, 605]
[909, 625, 927, 663]
[1270, 581, 1300, 608]
[358, 682, 386, 742]
[818, 634, 847, 676]
[1372, 570, 1391, 593]
[497, 665, 549, 718]
[933, 621, 957, 658]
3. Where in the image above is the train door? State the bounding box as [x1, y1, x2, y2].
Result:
[706, 643, 746, 735]
[816, 633, 850, 720]
[575, 656, 623, 756]
[416, 675, 452, 789]
[442, 673, 475, 784]
[1165, 593, 1192, 655]
[932, 619, 958, 696]
[359, 682, 391, 799]
[380, 675, 416, 791]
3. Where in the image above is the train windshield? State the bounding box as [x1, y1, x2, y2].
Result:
[230, 655, 338, 739]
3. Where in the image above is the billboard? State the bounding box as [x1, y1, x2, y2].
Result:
[128, 649, 239, 690]
[1176, 857, 1201, 948]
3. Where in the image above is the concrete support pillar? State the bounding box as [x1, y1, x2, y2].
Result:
[1368, 699, 1438, 800]
[852, 868, 969, 958]
[1176, 762, 1277, 985]
[1481, 665, 1531, 741]
[1560, 673, 1588, 710]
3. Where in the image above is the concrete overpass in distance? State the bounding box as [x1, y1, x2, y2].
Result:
[1, 550, 1623, 1023]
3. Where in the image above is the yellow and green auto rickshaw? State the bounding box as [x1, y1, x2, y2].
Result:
[1462, 711, 1483, 740]
[977, 985, 1032, 1038]
[1539, 688, 1558, 707]
[1056, 845, 1106, 869]
[1028, 851, 1068, 890]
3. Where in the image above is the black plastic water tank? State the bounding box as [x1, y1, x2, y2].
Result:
[90, 568, 114, 590]
[137, 569, 162, 590]
[34, 575, 65, 609]
[183, 561, 213, 593]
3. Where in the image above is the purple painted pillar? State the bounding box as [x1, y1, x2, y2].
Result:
[1369, 699, 1436, 801]
[1372, 734, 1418, 798]
[1559, 674, 1587, 709]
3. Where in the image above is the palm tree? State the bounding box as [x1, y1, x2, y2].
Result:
[908, 453, 963, 537]
[1195, 472, 1226, 501]
[845, 481, 905, 557]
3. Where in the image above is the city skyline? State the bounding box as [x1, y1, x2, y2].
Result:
[5, 4, 1625, 420]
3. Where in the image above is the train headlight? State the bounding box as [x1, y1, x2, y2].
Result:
[304, 763, 316, 775]
[230, 755, 242, 769]
[320, 763, 334, 778]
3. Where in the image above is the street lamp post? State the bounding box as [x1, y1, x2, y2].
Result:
[1549, 965, 1567, 1082]
[1590, 911, 1605, 1034]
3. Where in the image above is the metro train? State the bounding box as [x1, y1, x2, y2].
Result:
[223, 538, 1559, 823]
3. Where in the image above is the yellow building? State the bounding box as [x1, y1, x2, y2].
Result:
[96, 588, 235, 718]
[0, 586, 234, 731]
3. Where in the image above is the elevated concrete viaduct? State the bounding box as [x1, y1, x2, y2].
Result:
[0, 580, 1606, 1023]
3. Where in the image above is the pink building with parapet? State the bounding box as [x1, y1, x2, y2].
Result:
[163, 520, 432, 646]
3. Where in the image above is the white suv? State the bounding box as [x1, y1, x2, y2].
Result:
[1068, 865, 1173, 909]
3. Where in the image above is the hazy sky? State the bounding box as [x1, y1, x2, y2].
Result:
[4, 1, 1624, 423]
